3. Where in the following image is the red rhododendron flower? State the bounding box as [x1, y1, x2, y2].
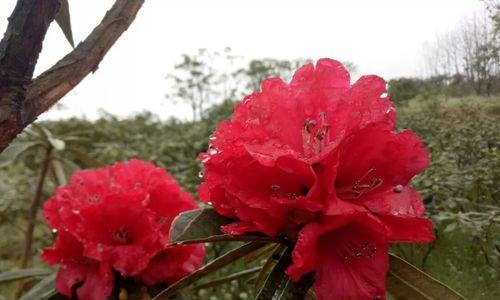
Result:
[199, 59, 434, 300]
[43, 159, 205, 300]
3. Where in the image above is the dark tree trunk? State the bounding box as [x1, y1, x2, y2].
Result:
[0, 0, 61, 151]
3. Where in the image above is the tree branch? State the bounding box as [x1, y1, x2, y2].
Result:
[26, 0, 145, 118]
[0, 0, 61, 151]
[0, 0, 145, 152]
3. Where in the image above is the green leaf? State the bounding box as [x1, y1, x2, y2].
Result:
[193, 266, 262, 290]
[19, 273, 58, 300]
[0, 141, 42, 167]
[169, 208, 232, 241]
[168, 208, 280, 245]
[254, 245, 285, 288]
[152, 242, 268, 300]
[255, 247, 293, 300]
[55, 0, 75, 48]
[387, 254, 466, 300]
[51, 159, 67, 185]
[0, 268, 52, 284]
[256, 247, 314, 300]
[243, 243, 279, 264]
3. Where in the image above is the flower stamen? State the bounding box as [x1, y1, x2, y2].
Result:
[337, 168, 383, 199]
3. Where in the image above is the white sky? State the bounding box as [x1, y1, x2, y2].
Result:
[0, 0, 483, 120]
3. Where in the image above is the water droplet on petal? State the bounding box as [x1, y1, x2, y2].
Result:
[380, 92, 388, 98]
[208, 148, 217, 155]
[51, 228, 58, 233]
[270, 184, 280, 191]
[198, 171, 205, 178]
[393, 185, 404, 193]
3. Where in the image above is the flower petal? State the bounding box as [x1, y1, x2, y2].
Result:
[138, 244, 205, 285]
[55, 261, 113, 300]
[336, 123, 429, 195]
[362, 187, 434, 243]
[314, 221, 389, 300]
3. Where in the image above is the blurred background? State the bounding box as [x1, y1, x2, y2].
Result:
[0, 0, 499, 299]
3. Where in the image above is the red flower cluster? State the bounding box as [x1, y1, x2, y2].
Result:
[43, 159, 205, 300]
[199, 59, 434, 300]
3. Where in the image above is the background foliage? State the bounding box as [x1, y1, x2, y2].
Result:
[1, 28, 500, 299]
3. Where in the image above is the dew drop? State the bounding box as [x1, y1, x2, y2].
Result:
[393, 184, 404, 193]
[308, 119, 317, 126]
[198, 171, 205, 178]
[51, 228, 58, 233]
[270, 184, 281, 191]
[208, 148, 217, 155]
[380, 92, 388, 98]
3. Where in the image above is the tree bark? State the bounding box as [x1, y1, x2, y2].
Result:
[0, 0, 61, 151]
[0, 0, 145, 152]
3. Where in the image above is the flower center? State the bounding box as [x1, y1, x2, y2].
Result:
[88, 194, 101, 203]
[269, 185, 309, 200]
[302, 112, 331, 157]
[112, 228, 132, 244]
[336, 168, 383, 200]
[342, 242, 378, 261]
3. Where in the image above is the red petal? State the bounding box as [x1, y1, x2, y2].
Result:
[362, 187, 434, 243]
[55, 261, 113, 300]
[138, 244, 205, 285]
[336, 123, 429, 193]
[314, 221, 388, 300]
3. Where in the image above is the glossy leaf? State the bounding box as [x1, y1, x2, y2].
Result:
[168, 208, 280, 245]
[153, 242, 268, 299]
[193, 266, 262, 290]
[0, 268, 51, 284]
[255, 246, 314, 300]
[387, 254, 466, 300]
[55, 0, 75, 47]
[254, 245, 285, 288]
[255, 247, 293, 300]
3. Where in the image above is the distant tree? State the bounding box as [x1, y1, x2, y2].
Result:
[422, 6, 499, 96]
[235, 58, 357, 94]
[388, 78, 423, 104]
[235, 58, 310, 92]
[166, 48, 238, 121]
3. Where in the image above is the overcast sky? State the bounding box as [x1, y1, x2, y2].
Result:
[0, 0, 483, 120]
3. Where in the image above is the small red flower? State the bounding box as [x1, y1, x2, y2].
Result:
[199, 59, 434, 300]
[43, 159, 205, 300]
